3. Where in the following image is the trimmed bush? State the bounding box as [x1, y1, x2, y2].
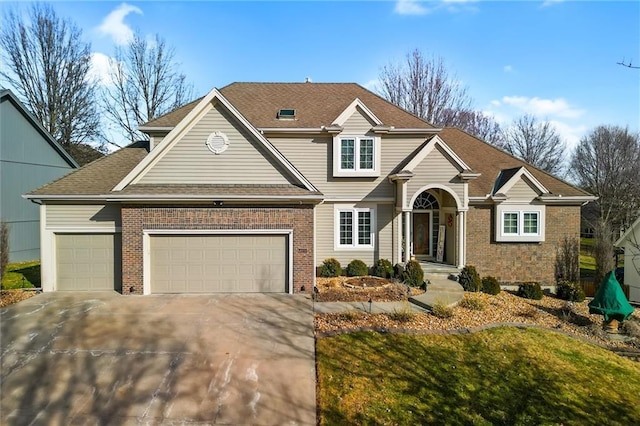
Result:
[402, 260, 424, 287]
[517, 282, 543, 300]
[319, 258, 342, 278]
[459, 265, 482, 292]
[346, 259, 369, 277]
[372, 258, 394, 278]
[556, 280, 586, 302]
[481, 276, 501, 295]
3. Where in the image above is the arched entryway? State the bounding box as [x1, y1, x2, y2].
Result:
[409, 187, 461, 265]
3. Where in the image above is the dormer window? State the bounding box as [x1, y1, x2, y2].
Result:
[333, 135, 380, 177]
[277, 109, 296, 119]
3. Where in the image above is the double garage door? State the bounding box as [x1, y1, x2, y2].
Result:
[150, 234, 287, 293]
[56, 233, 287, 293]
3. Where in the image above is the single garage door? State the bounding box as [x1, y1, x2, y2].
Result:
[56, 234, 120, 291]
[150, 234, 287, 293]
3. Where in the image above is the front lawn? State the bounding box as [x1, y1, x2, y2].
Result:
[1, 260, 40, 289]
[317, 327, 640, 425]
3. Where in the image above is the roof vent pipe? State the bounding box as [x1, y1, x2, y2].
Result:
[305, 77, 312, 83]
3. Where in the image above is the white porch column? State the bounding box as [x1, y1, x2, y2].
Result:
[403, 210, 411, 263]
[457, 211, 466, 268]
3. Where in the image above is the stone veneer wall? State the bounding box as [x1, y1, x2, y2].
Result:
[121, 205, 314, 295]
[465, 205, 580, 285]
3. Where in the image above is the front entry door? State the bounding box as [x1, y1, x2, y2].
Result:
[413, 213, 431, 257]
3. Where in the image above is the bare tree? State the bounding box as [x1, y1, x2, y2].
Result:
[501, 115, 566, 175]
[102, 32, 193, 143]
[571, 125, 640, 229]
[0, 3, 102, 147]
[450, 109, 504, 145]
[379, 49, 473, 126]
[617, 58, 640, 69]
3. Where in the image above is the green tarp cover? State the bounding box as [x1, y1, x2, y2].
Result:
[588, 271, 634, 322]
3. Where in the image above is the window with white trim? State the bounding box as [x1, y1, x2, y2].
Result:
[335, 206, 375, 249]
[496, 205, 545, 242]
[333, 135, 380, 177]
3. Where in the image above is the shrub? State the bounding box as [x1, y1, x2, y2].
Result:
[431, 301, 454, 319]
[0, 222, 8, 281]
[372, 258, 394, 278]
[481, 276, 501, 295]
[319, 258, 342, 278]
[555, 236, 580, 283]
[394, 263, 405, 279]
[459, 265, 482, 292]
[459, 296, 486, 311]
[346, 259, 368, 277]
[402, 260, 424, 287]
[517, 282, 543, 300]
[556, 280, 586, 302]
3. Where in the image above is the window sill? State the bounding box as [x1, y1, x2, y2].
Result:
[333, 170, 380, 178]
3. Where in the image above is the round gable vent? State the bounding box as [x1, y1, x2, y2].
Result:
[205, 131, 229, 154]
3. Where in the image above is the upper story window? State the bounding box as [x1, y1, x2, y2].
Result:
[495, 204, 545, 242]
[333, 135, 380, 177]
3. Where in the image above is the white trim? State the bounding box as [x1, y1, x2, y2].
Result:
[332, 134, 382, 177]
[142, 229, 294, 295]
[138, 126, 174, 132]
[333, 204, 376, 251]
[409, 184, 463, 211]
[494, 167, 549, 196]
[40, 204, 54, 292]
[313, 206, 317, 289]
[113, 88, 318, 193]
[404, 135, 471, 173]
[323, 197, 394, 203]
[495, 204, 546, 242]
[46, 226, 121, 233]
[106, 194, 323, 202]
[332, 98, 383, 127]
[537, 195, 597, 205]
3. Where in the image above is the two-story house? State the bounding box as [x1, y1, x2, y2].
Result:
[26, 83, 594, 294]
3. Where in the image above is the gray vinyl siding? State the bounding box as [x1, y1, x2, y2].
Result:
[46, 204, 121, 230]
[270, 135, 427, 199]
[506, 178, 539, 202]
[342, 107, 376, 134]
[139, 102, 296, 185]
[315, 202, 393, 266]
[1, 94, 76, 261]
[406, 146, 464, 203]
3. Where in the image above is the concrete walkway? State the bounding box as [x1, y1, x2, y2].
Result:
[314, 277, 464, 314]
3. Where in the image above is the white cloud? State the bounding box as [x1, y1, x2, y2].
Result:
[394, 0, 429, 15]
[548, 120, 587, 151]
[503, 65, 513, 73]
[88, 52, 118, 86]
[500, 96, 585, 119]
[542, 0, 564, 7]
[97, 3, 142, 45]
[362, 79, 380, 92]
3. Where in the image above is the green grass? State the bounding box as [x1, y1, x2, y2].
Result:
[1, 260, 40, 289]
[317, 327, 640, 425]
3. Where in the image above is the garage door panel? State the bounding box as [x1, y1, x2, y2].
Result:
[150, 234, 287, 293]
[56, 234, 119, 291]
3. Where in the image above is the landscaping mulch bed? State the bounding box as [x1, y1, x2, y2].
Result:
[315, 276, 424, 302]
[0, 289, 37, 308]
[315, 290, 640, 351]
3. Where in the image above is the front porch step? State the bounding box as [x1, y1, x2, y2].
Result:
[409, 277, 464, 309]
[418, 262, 461, 281]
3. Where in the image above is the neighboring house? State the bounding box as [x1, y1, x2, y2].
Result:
[1, 89, 78, 262]
[581, 201, 598, 238]
[26, 82, 595, 294]
[615, 217, 640, 304]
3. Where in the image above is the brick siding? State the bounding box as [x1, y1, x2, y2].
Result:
[466, 205, 581, 285]
[121, 205, 314, 295]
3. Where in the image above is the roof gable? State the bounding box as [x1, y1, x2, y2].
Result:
[403, 135, 471, 174]
[615, 216, 640, 247]
[493, 166, 549, 196]
[0, 89, 78, 168]
[332, 98, 382, 127]
[114, 88, 317, 192]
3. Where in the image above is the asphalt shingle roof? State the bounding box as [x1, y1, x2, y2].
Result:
[439, 128, 589, 197]
[144, 82, 434, 130]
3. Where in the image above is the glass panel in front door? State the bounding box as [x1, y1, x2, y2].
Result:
[413, 213, 430, 256]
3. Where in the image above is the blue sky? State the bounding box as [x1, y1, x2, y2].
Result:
[14, 1, 640, 150]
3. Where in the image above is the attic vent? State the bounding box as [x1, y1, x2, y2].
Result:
[277, 109, 296, 119]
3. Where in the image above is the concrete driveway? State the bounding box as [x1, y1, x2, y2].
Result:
[1, 292, 316, 425]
